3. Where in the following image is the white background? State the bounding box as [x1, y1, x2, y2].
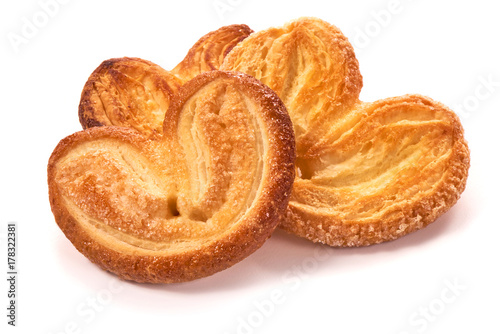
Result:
[1, 0, 499, 333]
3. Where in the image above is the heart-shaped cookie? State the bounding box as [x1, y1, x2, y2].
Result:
[48, 71, 295, 283]
[79, 24, 253, 138]
[221, 17, 470, 246]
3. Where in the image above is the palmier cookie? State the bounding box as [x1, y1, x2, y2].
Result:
[79, 24, 253, 138]
[221, 17, 470, 246]
[48, 71, 295, 283]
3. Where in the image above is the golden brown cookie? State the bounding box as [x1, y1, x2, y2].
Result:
[221, 17, 470, 246]
[49, 71, 295, 283]
[79, 24, 253, 138]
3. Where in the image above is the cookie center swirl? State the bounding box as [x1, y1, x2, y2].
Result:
[175, 81, 264, 225]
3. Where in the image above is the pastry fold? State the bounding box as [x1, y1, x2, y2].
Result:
[221, 17, 470, 246]
[79, 24, 253, 138]
[48, 71, 295, 282]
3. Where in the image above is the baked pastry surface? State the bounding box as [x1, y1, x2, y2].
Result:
[171, 24, 254, 82]
[79, 24, 253, 138]
[221, 17, 470, 246]
[49, 71, 295, 282]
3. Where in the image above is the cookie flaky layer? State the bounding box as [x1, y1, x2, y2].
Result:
[79, 24, 253, 138]
[49, 71, 295, 283]
[221, 17, 470, 246]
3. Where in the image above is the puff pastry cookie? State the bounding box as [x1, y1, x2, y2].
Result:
[48, 71, 295, 283]
[221, 17, 470, 246]
[79, 24, 253, 138]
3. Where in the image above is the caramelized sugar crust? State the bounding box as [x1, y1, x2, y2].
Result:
[221, 17, 470, 246]
[49, 71, 295, 282]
